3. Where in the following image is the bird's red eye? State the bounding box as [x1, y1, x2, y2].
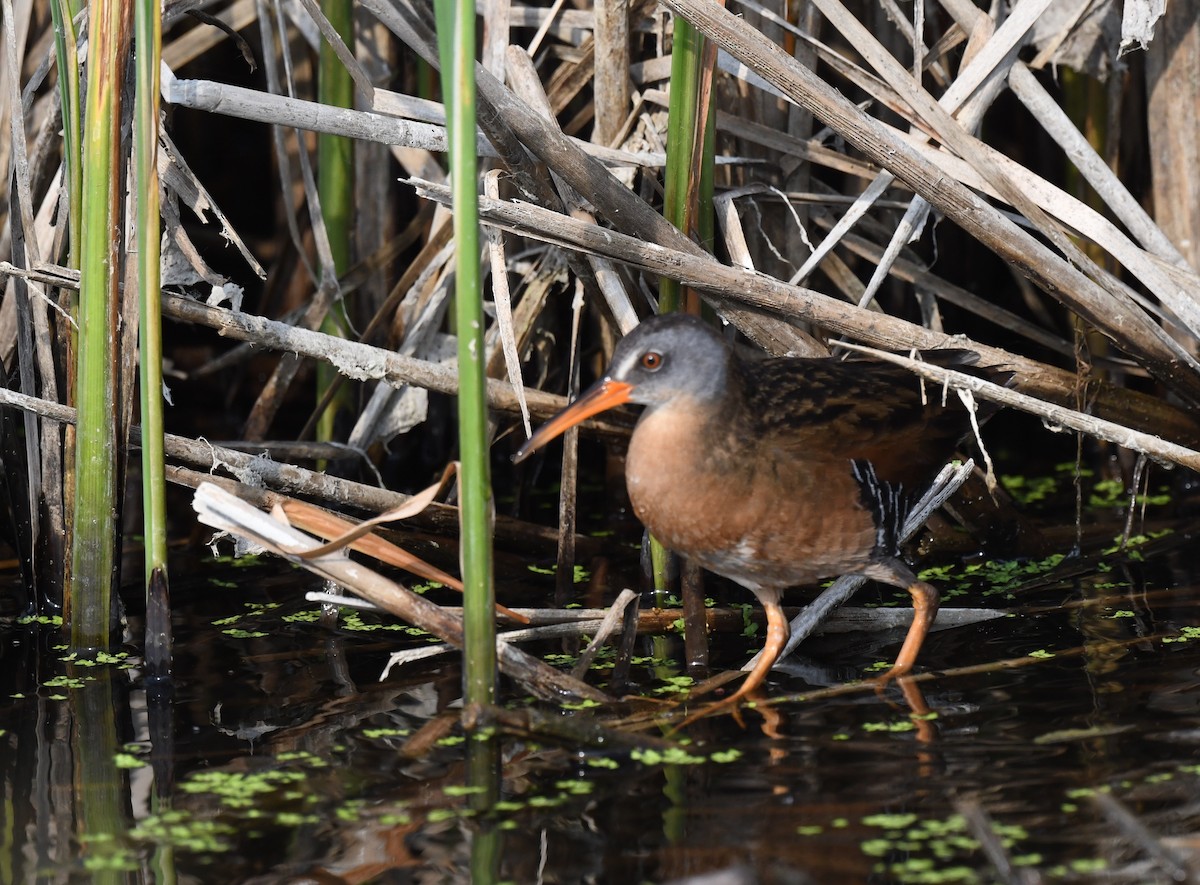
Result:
[641, 351, 663, 370]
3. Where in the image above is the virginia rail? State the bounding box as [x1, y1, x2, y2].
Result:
[515, 313, 982, 712]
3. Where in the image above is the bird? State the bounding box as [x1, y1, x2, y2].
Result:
[514, 312, 990, 718]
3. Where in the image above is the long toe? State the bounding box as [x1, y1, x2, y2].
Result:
[672, 597, 789, 730]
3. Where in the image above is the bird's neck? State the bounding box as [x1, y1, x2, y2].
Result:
[636, 366, 750, 471]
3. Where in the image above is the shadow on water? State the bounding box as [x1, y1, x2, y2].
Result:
[4, 526, 1200, 883]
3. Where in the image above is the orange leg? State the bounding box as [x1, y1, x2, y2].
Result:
[873, 579, 939, 686]
[674, 597, 789, 730]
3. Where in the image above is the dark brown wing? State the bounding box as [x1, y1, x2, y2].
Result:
[736, 352, 985, 489]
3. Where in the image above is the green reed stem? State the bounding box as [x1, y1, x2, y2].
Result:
[434, 0, 496, 710]
[49, 0, 81, 267]
[135, 0, 169, 608]
[316, 0, 354, 443]
[660, 15, 704, 314]
[69, 0, 125, 649]
[652, 15, 712, 597]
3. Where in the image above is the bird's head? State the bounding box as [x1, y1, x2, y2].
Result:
[513, 313, 732, 463]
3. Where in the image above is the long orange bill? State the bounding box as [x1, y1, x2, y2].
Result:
[513, 378, 633, 463]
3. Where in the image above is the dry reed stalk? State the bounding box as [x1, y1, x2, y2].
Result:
[192, 481, 610, 703]
[408, 182, 1200, 447]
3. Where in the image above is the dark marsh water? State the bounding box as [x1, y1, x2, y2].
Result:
[3, 503, 1200, 884]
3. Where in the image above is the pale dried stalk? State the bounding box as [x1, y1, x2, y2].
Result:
[796, 0, 1036, 301]
[361, 0, 820, 357]
[660, 0, 1200, 401]
[838, 343, 1200, 471]
[505, 45, 639, 334]
[484, 170, 531, 437]
[192, 482, 609, 703]
[158, 291, 634, 439]
[1144, 1, 1200, 284]
[163, 0, 257, 69]
[408, 179, 1200, 447]
[593, 0, 631, 145]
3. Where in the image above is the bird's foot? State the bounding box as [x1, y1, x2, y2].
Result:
[869, 664, 911, 695]
[669, 598, 786, 732]
[670, 683, 760, 732]
[671, 696, 743, 732]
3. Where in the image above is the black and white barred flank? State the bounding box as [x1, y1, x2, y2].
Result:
[850, 459, 911, 559]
